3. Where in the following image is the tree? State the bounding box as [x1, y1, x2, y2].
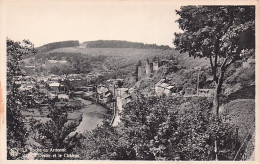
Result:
[120, 96, 238, 160]
[6, 38, 35, 159]
[72, 56, 92, 74]
[31, 109, 80, 159]
[73, 121, 136, 160]
[58, 64, 74, 76]
[174, 6, 255, 115]
[49, 66, 60, 75]
[7, 38, 35, 88]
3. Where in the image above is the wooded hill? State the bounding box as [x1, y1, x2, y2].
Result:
[35, 40, 172, 54]
[83, 40, 172, 50]
[37, 40, 80, 53]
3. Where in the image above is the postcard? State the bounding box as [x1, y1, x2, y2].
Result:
[0, 0, 259, 163]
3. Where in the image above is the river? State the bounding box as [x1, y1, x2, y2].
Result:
[74, 98, 107, 133]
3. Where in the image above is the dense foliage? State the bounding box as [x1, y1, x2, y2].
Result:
[174, 6, 255, 115]
[7, 38, 35, 159]
[37, 40, 79, 53]
[33, 52, 102, 75]
[74, 96, 240, 160]
[30, 109, 81, 159]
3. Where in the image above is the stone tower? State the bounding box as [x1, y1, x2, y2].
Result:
[153, 61, 159, 72]
[138, 65, 144, 81]
[145, 60, 151, 77]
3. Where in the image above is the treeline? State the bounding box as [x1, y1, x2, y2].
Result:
[37, 40, 79, 53]
[35, 52, 84, 61]
[35, 52, 107, 63]
[84, 40, 172, 50]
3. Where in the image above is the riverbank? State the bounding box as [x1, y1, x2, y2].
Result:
[74, 98, 108, 133]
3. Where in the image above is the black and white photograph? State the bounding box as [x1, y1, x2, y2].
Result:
[0, 0, 258, 161]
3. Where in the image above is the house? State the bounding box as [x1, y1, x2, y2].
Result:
[116, 88, 128, 97]
[18, 83, 35, 91]
[68, 74, 83, 81]
[184, 88, 196, 96]
[116, 88, 132, 106]
[97, 85, 109, 94]
[49, 82, 60, 94]
[164, 86, 175, 96]
[38, 76, 48, 83]
[45, 59, 69, 68]
[102, 92, 113, 104]
[49, 75, 60, 82]
[112, 88, 132, 127]
[81, 86, 95, 99]
[47, 92, 57, 99]
[129, 87, 135, 94]
[23, 76, 35, 82]
[107, 79, 124, 86]
[198, 89, 214, 97]
[108, 84, 116, 94]
[58, 94, 69, 101]
[82, 91, 95, 99]
[155, 80, 176, 97]
[97, 85, 113, 104]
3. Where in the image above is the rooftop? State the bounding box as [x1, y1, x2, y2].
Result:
[49, 82, 60, 87]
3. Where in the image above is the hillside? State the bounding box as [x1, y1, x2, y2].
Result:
[32, 40, 209, 73]
[37, 40, 80, 53]
[223, 99, 255, 160]
[33, 42, 209, 78]
[32, 40, 253, 94]
[83, 40, 172, 50]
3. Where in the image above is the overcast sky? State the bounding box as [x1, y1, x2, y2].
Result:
[3, 1, 183, 47]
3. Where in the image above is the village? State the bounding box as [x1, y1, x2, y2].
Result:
[5, 43, 255, 160]
[7, 53, 226, 132]
[9, 65, 134, 127]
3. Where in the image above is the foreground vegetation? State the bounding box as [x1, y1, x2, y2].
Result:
[73, 96, 250, 160]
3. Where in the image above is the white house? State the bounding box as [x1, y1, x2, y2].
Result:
[49, 82, 60, 93]
[155, 80, 176, 96]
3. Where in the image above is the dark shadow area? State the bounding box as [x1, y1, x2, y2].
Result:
[227, 85, 255, 102]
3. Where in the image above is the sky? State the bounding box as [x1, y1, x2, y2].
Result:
[3, 0, 183, 47]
